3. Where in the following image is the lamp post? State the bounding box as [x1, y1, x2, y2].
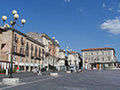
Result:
[1, 10, 26, 78]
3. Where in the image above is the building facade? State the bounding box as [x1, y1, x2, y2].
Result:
[26, 32, 60, 71]
[0, 28, 45, 72]
[81, 48, 117, 70]
[56, 49, 66, 71]
[67, 51, 81, 70]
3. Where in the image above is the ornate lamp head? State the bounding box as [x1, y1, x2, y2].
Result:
[52, 37, 55, 40]
[14, 14, 19, 20]
[12, 10, 17, 15]
[2, 16, 7, 21]
[21, 19, 26, 25]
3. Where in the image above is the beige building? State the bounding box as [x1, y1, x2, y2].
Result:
[25, 32, 60, 70]
[81, 48, 117, 70]
[0, 28, 45, 72]
[0, 27, 69, 72]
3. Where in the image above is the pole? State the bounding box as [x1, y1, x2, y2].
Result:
[9, 55, 13, 78]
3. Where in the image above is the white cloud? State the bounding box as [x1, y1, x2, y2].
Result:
[64, 0, 71, 3]
[118, 3, 120, 8]
[108, 8, 113, 11]
[102, 3, 106, 8]
[79, 9, 83, 12]
[117, 10, 120, 12]
[101, 18, 120, 34]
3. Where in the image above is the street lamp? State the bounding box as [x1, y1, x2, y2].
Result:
[1, 10, 26, 78]
[52, 37, 55, 40]
[12, 10, 17, 15]
[2, 16, 7, 21]
[21, 19, 26, 25]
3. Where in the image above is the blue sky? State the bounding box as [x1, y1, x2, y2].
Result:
[1, 0, 120, 54]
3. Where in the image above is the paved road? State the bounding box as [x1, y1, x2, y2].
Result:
[1, 70, 120, 90]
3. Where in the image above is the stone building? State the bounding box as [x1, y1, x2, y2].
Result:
[0, 28, 45, 72]
[81, 48, 117, 70]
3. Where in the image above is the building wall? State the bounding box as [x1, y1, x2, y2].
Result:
[0, 29, 45, 71]
[0, 30, 12, 61]
[82, 49, 116, 69]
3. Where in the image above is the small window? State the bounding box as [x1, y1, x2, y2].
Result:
[25, 42, 29, 56]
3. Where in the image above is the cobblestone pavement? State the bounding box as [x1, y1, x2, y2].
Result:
[0, 70, 120, 90]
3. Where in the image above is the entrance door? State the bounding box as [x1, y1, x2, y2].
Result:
[101, 64, 103, 69]
[97, 64, 99, 70]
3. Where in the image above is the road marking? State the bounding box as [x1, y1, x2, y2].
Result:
[0, 75, 62, 90]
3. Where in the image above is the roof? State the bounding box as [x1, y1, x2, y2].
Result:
[0, 27, 45, 47]
[41, 33, 51, 40]
[81, 47, 115, 51]
[38, 33, 60, 47]
[59, 49, 65, 53]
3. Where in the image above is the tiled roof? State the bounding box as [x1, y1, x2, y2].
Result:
[81, 47, 114, 51]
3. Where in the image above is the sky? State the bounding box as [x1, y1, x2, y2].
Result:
[0, 0, 120, 55]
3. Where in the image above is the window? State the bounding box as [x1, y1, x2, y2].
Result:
[42, 49, 45, 55]
[20, 47, 22, 54]
[85, 53, 87, 55]
[39, 48, 41, 57]
[25, 42, 29, 56]
[102, 58, 104, 61]
[42, 49, 45, 58]
[14, 34, 18, 43]
[107, 56, 111, 61]
[31, 44, 33, 57]
[21, 37, 24, 45]
[13, 45, 17, 52]
[35, 46, 37, 57]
